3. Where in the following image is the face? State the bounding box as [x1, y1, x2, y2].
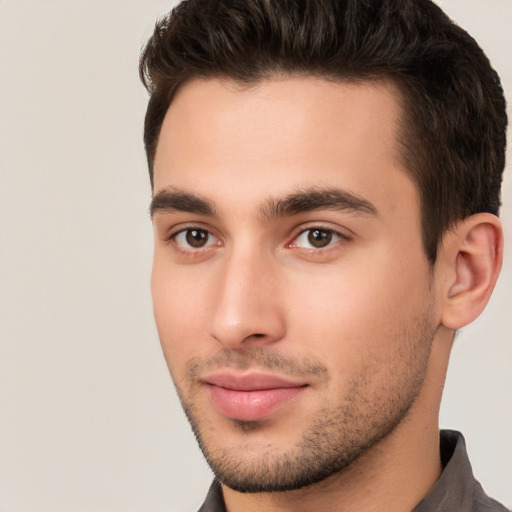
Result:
[151, 77, 438, 492]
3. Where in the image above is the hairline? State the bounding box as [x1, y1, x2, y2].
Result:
[150, 72, 412, 181]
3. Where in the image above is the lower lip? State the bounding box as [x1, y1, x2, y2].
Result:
[207, 385, 306, 421]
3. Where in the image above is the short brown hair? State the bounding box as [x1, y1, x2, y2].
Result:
[140, 0, 507, 263]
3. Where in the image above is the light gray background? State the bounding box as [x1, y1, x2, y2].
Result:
[0, 1, 510, 511]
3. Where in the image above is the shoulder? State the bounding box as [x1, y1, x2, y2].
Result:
[414, 430, 510, 512]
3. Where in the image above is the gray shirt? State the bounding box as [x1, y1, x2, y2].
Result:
[197, 430, 510, 511]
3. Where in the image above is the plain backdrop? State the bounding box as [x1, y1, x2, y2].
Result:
[0, 1, 510, 511]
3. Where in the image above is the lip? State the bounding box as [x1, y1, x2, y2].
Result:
[204, 372, 308, 421]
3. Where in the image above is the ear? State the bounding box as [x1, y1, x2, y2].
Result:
[438, 213, 503, 330]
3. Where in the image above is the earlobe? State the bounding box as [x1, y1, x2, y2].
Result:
[440, 213, 503, 330]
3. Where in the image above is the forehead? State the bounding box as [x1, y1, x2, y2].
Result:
[152, 77, 416, 219]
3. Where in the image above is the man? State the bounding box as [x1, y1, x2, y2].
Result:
[140, 0, 509, 510]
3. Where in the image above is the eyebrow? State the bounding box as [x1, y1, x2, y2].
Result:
[150, 186, 378, 219]
[261, 187, 378, 219]
[150, 187, 218, 218]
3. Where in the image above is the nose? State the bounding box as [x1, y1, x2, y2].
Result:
[209, 248, 286, 349]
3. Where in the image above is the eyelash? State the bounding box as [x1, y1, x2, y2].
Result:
[166, 226, 220, 252]
[289, 227, 347, 250]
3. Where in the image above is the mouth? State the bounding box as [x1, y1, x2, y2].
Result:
[203, 372, 308, 422]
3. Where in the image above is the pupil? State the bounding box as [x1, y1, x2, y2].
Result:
[186, 229, 208, 247]
[308, 229, 332, 248]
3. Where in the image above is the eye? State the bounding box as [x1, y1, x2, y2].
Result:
[172, 228, 219, 249]
[292, 228, 344, 249]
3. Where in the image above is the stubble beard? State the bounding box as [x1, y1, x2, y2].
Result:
[174, 311, 437, 494]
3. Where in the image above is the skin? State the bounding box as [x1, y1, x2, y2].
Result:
[150, 77, 502, 511]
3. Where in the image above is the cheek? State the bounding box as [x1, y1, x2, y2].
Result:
[285, 253, 430, 360]
[151, 258, 212, 375]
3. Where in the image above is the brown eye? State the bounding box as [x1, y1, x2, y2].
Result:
[171, 228, 218, 249]
[292, 228, 343, 249]
[185, 229, 210, 247]
[307, 229, 332, 248]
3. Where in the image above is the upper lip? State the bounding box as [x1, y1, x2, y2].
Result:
[204, 371, 307, 391]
